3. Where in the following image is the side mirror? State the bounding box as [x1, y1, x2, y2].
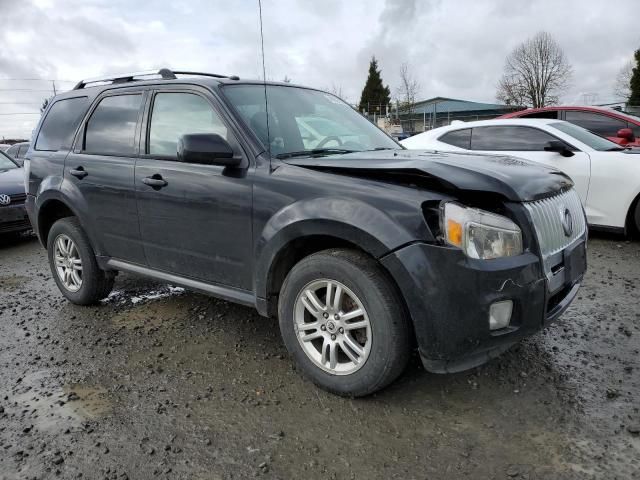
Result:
[544, 140, 574, 157]
[177, 133, 241, 167]
[617, 128, 635, 142]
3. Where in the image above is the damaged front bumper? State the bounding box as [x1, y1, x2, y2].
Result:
[380, 234, 586, 374]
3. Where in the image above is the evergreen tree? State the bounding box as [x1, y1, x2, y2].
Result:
[629, 49, 640, 106]
[358, 57, 391, 114]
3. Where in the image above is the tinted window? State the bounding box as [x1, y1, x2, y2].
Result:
[17, 144, 29, 158]
[439, 129, 471, 149]
[35, 97, 88, 151]
[564, 111, 627, 138]
[519, 111, 559, 119]
[471, 126, 559, 151]
[85, 95, 142, 155]
[550, 122, 622, 151]
[6, 144, 18, 158]
[148, 93, 228, 156]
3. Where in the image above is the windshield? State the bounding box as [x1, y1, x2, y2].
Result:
[221, 85, 399, 157]
[0, 151, 18, 169]
[550, 122, 624, 151]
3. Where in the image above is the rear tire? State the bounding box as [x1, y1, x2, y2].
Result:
[47, 217, 114, 305]
[278, 248, 410, 397]
[632, 200, 640, 239]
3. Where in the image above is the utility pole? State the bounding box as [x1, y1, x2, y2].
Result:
[52, 80, 57, 96]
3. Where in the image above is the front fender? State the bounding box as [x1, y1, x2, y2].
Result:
[253, 197, 418, 300]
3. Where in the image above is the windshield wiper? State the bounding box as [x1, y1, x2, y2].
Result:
[275, 148, 355, 159]
[606, 146, 626, 151]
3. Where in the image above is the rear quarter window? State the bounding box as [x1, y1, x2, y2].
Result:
[35, 97, 89, 151]
[438, 129, 471, 149]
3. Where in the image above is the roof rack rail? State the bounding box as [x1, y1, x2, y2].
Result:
[73, 69, 177, 90]
[72, 68, 239, 90]
[171, 70, 240, 81]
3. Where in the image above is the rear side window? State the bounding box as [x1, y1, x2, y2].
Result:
[35, 97, 88, 151]
[6, 144, 18, 158]
[519, 111, 559, 119]
[471, 126, 558, 151]
[85, 94, 142, 155]
[148, 92, 228, 157]
[17, 144, 29, 158]
[564, 111, 627, 138]
[439, 129, 471, 149]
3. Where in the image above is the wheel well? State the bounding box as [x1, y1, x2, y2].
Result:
[265, 236, 363, 317]
[625, 192, 640, 237]
[38, 200, 75, 246]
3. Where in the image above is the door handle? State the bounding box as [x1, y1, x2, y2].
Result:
[70, 167, 88, 179]
[142, 175, 168, 188]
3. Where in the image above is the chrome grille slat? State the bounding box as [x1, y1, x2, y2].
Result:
[524, 189, 586, 273]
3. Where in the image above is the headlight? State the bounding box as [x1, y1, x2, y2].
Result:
[441, 202, 523, 259]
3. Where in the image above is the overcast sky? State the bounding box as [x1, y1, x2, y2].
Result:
[1, 0, 638, 139]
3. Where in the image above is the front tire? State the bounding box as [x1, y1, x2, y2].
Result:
[47, 217, 114, 305]
[278, 249, 410, 397]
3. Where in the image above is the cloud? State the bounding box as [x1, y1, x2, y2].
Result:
[0, 0, 638, 138]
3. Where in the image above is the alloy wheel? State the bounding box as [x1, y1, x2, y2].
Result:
[53, 234, 83, 292]
[294, 279, 372, 375]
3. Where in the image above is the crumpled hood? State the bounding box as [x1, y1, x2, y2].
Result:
[0, 167, 26, 197]
[284, 149, 573, 202]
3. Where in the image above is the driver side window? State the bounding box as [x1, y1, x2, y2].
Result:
[148, 92, 229, 157]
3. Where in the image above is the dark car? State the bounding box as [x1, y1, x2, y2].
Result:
[500, 106, 640, 147]
[0, 150, 30, 236]
[25, 69, 587, 396]
[5, 141, 30, 166]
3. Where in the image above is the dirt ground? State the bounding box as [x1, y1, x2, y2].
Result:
[0, 233, 638, 480]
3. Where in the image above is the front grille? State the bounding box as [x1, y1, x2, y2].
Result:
[0, 193, 26, 206]
[523, 188, 586, 270]
[0, 218, 31, 233]
[9, 193, 26, 205]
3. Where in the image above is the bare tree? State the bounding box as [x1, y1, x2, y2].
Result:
[327, 83, 345, 100]
[496, 32, 572, 108]
[614, 60, 633, 101]
[396, 62, 421, 132]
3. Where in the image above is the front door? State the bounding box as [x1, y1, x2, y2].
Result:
[135, 89, 253, 289]
[65, 91, 146, 263]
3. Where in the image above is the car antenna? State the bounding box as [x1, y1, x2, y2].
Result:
[258, 0, 272, 167]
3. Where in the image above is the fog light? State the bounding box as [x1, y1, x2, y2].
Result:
[489, 300, 513, 330]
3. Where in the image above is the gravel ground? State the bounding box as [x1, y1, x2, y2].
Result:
[0, 233, 638, 480]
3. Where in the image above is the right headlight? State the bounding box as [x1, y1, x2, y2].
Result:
[441, 202, 523, 260]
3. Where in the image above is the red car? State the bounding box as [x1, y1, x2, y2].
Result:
[499, 105, 640, 147]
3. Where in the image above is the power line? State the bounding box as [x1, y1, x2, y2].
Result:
[0, 89, 55, 92]
[0, 78, 75, 82]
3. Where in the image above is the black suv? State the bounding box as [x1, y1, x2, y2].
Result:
[25, 69, 587, 396]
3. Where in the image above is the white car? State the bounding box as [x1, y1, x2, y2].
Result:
[401, 119, 640, 233]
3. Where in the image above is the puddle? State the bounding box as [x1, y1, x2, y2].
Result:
[110, 295, 191, 330]
[8, 371, 111, 433]
[0, 274, 29, 290]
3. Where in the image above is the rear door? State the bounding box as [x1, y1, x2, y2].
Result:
[135, 86, 253, 289]
[469, 125, 591, 203]
[65, 90, 146, 263]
